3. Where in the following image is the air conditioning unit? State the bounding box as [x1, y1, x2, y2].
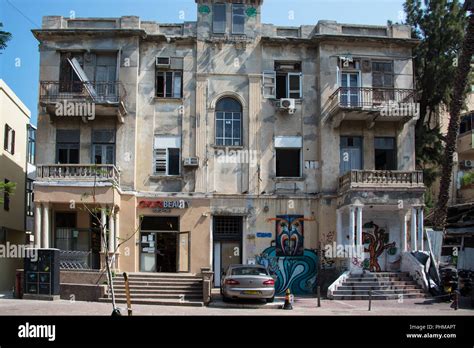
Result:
[279, 98, 296, 114]
[183, 157, 199, 167]
[156, 57, 171, 67]
[462, 160, 474, 168]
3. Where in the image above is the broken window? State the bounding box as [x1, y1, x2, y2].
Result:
[215, 97, 242, 146]
[374, 137, 397, 170]
[340, 136, 363, 174]
[59, 52, 84, 93]
[213, 3, 226, 34]
[274, 61, 302, 99]
[94, 53, 117, 99]
[275, 136, 302, 177]
[154, 136, 181, 176]
[232, 4, 245, 34]
[56, 129, 80, 164]
[92, 129, 115, 165]
[156, 71, 182, 98]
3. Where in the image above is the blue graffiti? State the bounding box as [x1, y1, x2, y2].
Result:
[256, 246, 318, 295]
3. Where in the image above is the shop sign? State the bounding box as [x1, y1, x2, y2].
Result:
[138, 200, 190, 212]
[256, 232, 272, 238]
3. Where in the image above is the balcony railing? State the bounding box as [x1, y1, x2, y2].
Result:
[39, 81, 125, 104]
[328, 87, 416, 114]
[338, 170, 424, 192]
[37, 164, 120, 185]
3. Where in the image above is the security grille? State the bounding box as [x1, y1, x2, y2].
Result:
[213, 216, 242, 241]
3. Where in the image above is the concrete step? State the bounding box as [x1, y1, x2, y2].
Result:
[123, 273, 201, 280]
[114, 288, 202, 295]
[344, 281, 419, 286]
[112, 285, 202, 291]
[108, 293, 203, 300]
[347, 276, 414, 282]
[333, 289, 425, 295]
[338, 285, 420, 291]
[98, 297, 204, 307]
[113, 280, 202, 286]
[332, 293, 427, 300]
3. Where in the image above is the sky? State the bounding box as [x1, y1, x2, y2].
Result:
[0, 0, 406, 126]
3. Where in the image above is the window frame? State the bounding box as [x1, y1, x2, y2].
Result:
[274, 61, 303, 100]
[155, 70, 183, 99]
[374, 136, 397, 171]
[3, 178, 10, 211]
[231, 3, 245, 35]
[27, 125, 35, 164]
[4, 124, 15, 155]
[26, 179, 34, 217]
[213, 3, 227, 34]
[153, 136, 181, 176]
[275, 148, 302, 178]
[214, 97, 243, 147]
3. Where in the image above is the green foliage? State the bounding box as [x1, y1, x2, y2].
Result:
[0, 181, 16, 204]
[461, 171, 474, 187]
[0, 22, 11, 52]
[404, 0, 467, 187]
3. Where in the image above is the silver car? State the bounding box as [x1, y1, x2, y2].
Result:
[220, 264, 275, 303]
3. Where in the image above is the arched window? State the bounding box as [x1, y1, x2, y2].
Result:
[215, 97, 242, 146]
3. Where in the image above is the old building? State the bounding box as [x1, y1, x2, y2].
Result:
[0, 79, 36, 291]
[32, 0, 425, 296]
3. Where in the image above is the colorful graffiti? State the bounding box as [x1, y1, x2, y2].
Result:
[320, 230, 336, 269]
[267, 215, 308, 256]
[362, 221, 396, 272]
[256, 246, 318, 295]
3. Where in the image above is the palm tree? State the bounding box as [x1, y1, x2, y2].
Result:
[434, 5, 474, 229]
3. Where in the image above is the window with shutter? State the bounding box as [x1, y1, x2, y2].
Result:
[154, 148, 167, 175]
[153, 136, 181, 176]
[262, 71, 276, 99]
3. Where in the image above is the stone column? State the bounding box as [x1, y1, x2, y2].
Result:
[42, 203, 50, 248]
[336, 208, 342, 245]
[417, 207, 424, 251]
[411, 207, 417, 251]
[356, 206, 363, 248]
[34, 203, 42, 248]
[101, 206, 107, 253]
[400, 210, 408, 252]
[349, 206, 355, 248]
[108, 210, 115, 253]
[195, 74, 208, 193]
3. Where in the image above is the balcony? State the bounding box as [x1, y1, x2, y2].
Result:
[36, 164, 120, 186]
[327, 87, 417, 128]
[39, 81, 127, 123]
[338, 170, 424, 193]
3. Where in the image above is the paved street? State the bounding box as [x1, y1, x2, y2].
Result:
[0, 293, 472, 316]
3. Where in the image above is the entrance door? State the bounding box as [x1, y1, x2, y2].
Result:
[340, 72, 360, 107]
[212, 216, 243, 287]
[340, 136, 363, 175]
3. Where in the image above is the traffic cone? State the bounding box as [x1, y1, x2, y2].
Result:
[283, 288, 293, 310]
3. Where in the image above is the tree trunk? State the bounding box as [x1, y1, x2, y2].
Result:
[434, 12, 474, 229]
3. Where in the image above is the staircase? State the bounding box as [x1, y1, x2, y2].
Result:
[332, 272, 428, 300]
[99, 273, 204, 307]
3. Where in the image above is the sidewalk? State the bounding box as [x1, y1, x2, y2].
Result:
[0, 292, 472, 315]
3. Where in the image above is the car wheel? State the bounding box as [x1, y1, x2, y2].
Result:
[266, 296, 275, 303]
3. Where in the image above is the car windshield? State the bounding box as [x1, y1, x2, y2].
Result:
[231, 267, 268, 276]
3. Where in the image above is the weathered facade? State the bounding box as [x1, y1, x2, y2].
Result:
[33, 0, 425, 293]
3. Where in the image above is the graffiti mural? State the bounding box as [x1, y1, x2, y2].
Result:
[256, 246, 318, 295]
[320, 230, 336, 269]
[267, 215, 307, 256]
[362, 221, 396, 272]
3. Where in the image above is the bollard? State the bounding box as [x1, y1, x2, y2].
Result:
[123, 272, 133, 316]
[368, 290, 372, 311]
[283, 289, 293, 310]
[317, 286, 321, 307]
[453, 290, 459, 311]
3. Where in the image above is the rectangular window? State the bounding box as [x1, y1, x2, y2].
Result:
[374, 137, 397, 170]
[372, 61, 394, 103]
[59, 52, 84, 93]
[56, 129, 80, 164]
[460, 114, 473, 135]
[4, 124, 15, 155]
[27, 125, 35, 164]
[154, 136, 181, 176]
[213, 3, 226, 34]
[26, 179, 34, 217]
[215, 112, 242, 146]
[274, 61, 302, 99]
[275, 136, 302, 178]
[3, 179, 10, 211]
[232, 4, 245, 34]
[156, 70, 182, 98]
[92, 129, 115, 165]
